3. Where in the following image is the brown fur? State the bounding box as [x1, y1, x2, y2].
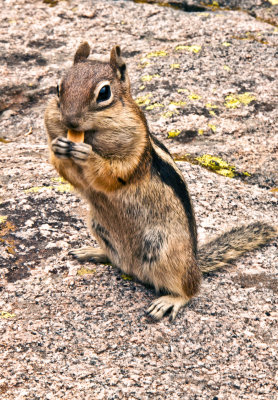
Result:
[44, 42, 277, 320]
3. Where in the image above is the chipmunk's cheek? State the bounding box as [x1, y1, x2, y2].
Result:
[84, 130, 96, 146]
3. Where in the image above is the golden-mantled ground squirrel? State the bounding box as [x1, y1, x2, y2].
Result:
[45, 42, 277, 320]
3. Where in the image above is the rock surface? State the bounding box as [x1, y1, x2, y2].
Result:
[0, 1, 277, 399]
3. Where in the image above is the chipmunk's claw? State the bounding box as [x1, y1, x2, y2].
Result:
[147, 295, 188, 321]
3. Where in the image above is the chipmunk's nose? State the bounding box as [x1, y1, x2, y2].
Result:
[62, 115, 80, 130]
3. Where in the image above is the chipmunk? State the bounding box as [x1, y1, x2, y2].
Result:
[44, 42, 277, 320]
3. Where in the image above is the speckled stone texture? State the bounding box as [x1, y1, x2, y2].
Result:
[0, 1, 277, 399]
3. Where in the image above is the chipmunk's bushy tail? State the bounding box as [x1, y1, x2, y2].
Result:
[198, 222, 277, 273]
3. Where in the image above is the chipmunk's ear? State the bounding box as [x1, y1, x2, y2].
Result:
[74, 42, 91, 64]
[110, 46, 129, 87]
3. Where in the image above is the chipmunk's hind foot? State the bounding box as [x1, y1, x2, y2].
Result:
[147, 295, 189, 321]
[69, 247, 110, 263]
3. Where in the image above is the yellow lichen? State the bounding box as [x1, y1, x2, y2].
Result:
[169, 101, 187, 107]
[135, 94, 152, 107]
[146, 50, 167, 58]
[198, 129, 204, 135]
[139, 60, 151, 68]
[121, 274, 133, 281]
[222, 42, 231, 47]
[188, 93, 201, 101]
[77, 267, 96, 276]
[0, 311, 16, 319]
[141, 74, 160, 82]
[55, 184, 72, 193]
[24, 181, 72, 194]
[223, 65, 231, 72]
[168, 130, 181, 138]
[225, 93, 256, 108]
[25, 186, 51, 193]
[196, 155, 236, 178]
[0, 216, 7, 224]
[162, 110, 179, 118]
[268, 0, 278, 4]
[177, 88, 188, 94]
[205, 0, 219, 9]
[145, 103, 164, 110]
[175, 45, 202, 53]
[51, 177, 67, 183]
[170, 63, 180, 69]
[208, 124, 217, 132]
[206, 103, 218, 109]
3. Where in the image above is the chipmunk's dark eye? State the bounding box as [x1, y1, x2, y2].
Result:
[97, 85, 111, 103]
[57, 84, 60, 97]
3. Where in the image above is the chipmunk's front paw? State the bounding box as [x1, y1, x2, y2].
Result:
[51, 137, 71, 159]
[51, 137, 92, 162]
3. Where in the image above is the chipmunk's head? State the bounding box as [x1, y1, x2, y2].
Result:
[56, 42, 147, 157]
[57, 42, 130, 130]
